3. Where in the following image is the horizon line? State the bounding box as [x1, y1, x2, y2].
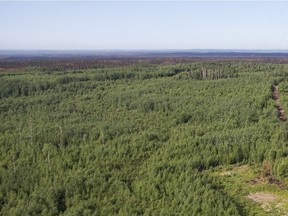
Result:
[2, 49, 288, 52]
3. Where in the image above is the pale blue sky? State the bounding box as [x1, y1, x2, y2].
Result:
[1, 1, 288, 50]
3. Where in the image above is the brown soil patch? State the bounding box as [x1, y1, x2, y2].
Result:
[247, 192, 288, 214]
[247, 192, 278, 203]
[248, 176, 266, 185]
[268, 177, 287, 190]
[247, 192, 278, 212]
[219, 165, 249, 176]
[248, 175, 286, 190]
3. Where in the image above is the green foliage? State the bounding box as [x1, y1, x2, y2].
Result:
[1, 60, 288, 215]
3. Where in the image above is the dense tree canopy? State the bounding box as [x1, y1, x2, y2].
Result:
[1, 59, 288, 215]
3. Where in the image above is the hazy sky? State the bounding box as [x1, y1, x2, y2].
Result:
[1, 1, 288, 50]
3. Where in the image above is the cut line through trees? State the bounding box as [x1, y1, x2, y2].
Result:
[272, 85, 287, 122]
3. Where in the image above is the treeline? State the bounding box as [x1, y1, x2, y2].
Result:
[0, 57, 196, 72]
[0, 61, 281, 99]
[2, 55, 288, 73]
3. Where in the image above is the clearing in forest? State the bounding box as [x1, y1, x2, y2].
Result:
[247, 192, 288, 214]
[217, 164, 288, 215]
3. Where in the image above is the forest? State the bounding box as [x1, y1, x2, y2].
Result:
[1, 56, 288, 215]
